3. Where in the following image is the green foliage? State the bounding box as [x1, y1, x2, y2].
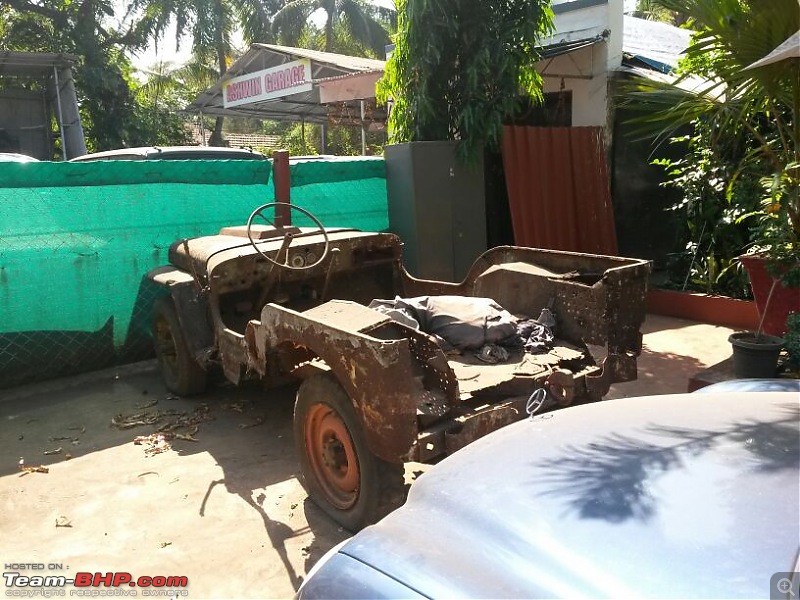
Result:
[297, 16, 390, 58]
[378, 0, 554, 165]
[272, 0, 394, 54]
[128, 67, 192, 146]
[279, 122, 321, 156]
[622, 0, 800, 300]
[786, 312, 800, 370]
[274, 121, 385, 156]
[653, 128, 761, 298]
[632, 0, 686, 25]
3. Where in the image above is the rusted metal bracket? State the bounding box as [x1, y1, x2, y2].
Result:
[544, 368, 577, 406]
[585, 353, 637, 400]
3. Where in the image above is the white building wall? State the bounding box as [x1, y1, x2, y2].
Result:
[540, 0, 624, 137]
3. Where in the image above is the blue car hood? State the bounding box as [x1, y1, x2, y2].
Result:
[340, 392, 800, 599]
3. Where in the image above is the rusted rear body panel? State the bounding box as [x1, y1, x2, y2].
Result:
[403, 246, 650, 355]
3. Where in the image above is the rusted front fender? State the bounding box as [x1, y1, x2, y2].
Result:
[248, 303, 422, 463]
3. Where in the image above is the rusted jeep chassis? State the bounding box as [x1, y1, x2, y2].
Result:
[147, 214, 650, 530]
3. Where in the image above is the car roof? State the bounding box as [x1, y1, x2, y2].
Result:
[69, 146, 267, 162]
[336, 391, 800, 599]
[0, 152, 40, 162]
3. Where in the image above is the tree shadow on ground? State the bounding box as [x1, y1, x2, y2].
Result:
[0, 361, 350, 593]
[164, 378, 350, 592]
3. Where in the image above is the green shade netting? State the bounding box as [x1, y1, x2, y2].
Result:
[0, 157, 388, 388]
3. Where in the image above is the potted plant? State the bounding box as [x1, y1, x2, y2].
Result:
[785, 312, 800, 376]
[376, 0, 553, 281]
[728, 278, 785, 379]
[623, 0, 799, 341]
[738, 151, 800, 336]
[378, 0, 554, 166]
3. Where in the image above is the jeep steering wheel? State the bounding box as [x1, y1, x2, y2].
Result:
[247, 202, 331, 271]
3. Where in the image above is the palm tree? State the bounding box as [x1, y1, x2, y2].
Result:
[272, 0, 394, 56]
[129, 0, 284, 144]
[632, 0, 687, 26]
[1, 0, 145, 151]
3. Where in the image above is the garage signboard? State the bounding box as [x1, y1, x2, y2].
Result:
[223, 59, 313, 108]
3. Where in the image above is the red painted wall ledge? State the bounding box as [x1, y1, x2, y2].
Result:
[647, 288, 759, 331]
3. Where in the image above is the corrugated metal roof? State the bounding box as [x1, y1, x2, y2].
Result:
[540, 35, 606, 59]
[0, 52, 80, 77]
[622, 15, 693, 73]
[252, 44, 385, 74]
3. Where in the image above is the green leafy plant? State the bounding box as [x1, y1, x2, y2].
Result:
[377, 0, 554, 164]
[786, 312, 800, 371]
[651, 126, 762, 298]
[621, 0, 800, 300]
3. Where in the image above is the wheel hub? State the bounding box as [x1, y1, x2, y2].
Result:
[305, 404, 360, 510]
[322, 436, 348, 472]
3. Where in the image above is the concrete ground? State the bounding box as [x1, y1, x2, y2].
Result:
[0, 314, 737, 599]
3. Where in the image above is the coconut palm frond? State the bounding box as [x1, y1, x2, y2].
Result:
[272, 0, 319, 45]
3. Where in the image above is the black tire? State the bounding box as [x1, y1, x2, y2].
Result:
[152, 296, 207, 396]
[294, 374, 407, 532]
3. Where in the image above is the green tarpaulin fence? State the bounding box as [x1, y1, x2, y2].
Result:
[0, 157, 388, 389]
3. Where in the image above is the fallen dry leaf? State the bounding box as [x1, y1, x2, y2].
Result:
[19, 463, 49, 476]
[112, 411, 161, 429]
[133, 434, 172, 456]
[239, 416, 265, 429]
[55, 516, 72, 528]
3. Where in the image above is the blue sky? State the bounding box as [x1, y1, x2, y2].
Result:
[127, 0, 396, 72]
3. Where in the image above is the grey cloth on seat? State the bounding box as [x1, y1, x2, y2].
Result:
[369, 296, 518, 350]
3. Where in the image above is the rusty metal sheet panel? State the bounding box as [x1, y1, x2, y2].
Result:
[569, 127, 618, 255]
[502, 126, 618, 255]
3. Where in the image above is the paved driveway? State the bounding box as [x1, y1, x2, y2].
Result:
[0, 315, 737, 598]
[1, 362, 348, 598]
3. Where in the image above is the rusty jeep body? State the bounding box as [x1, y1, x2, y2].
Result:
[146, 202, 651, 531]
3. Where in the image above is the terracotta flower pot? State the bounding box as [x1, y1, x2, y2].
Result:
[739, 254, 800, 336]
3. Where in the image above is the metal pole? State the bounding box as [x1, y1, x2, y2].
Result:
[53, 66, 68, 160]
[273, 149, 291, 227]
[360, 100, 366, 156]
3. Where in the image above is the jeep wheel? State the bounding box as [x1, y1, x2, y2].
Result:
[152, 297, 207, 396]
[294, 374, 407, 532]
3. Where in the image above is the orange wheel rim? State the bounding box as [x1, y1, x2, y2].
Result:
[305, 403, 359, 510]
